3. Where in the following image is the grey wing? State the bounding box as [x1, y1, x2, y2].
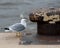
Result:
[9, 23, 25, 31]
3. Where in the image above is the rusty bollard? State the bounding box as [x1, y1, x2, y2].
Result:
[29, 8, 60, 36]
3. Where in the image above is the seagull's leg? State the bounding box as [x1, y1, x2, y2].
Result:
[16, 32, 21, 37]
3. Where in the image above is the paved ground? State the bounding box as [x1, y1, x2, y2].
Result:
[0, 33, 60, 48]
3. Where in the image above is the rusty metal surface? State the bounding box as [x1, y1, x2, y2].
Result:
[29, 8, 60, 22]
[29, 8, 60, 42]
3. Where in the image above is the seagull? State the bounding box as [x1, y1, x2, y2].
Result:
[4, 14, 27, 38]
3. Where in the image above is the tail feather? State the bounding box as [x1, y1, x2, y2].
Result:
[0, 27, 10, 32]
[4, 28, 9, 30]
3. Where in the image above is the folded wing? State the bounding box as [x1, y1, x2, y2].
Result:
[9, 23, 25, 31]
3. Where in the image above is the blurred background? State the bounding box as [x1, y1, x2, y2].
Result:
[0, 0, 60, 32]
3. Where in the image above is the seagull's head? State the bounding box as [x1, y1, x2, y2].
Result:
[21, 19, 27, 23]
[20, 14, 29, 22]
[21, 19, 27, 27]
[20, 14, 29, 27]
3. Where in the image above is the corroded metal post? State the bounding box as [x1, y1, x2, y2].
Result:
[29, 8, 60, 36]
